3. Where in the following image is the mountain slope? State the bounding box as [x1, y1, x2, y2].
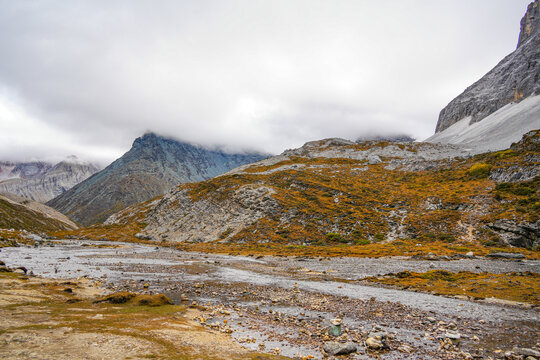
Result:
[0, 156, 99, 203]
[427, 94, 540, 153]
[47, 133, 267, 226]
[0, 192, 78, 232]
[0, 161, 51, 181]
[435, 0, 540, 134]
[91, 132, 539, 251]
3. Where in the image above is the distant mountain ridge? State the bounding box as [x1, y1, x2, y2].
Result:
[0, 156, 99, 203]
[47, 132, 268, 226]
[435, 0, 539, 134]
[356, 134, 415, 143]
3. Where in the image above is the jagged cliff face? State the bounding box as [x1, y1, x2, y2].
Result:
[0, 158, 99, 203]
[518, 0, 539, 47]
[435, 1, 540, 133]
[103, 133, 539, 249]
[47, 133, 267, 226]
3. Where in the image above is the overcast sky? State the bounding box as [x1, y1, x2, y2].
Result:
[0, 0, 531, 165]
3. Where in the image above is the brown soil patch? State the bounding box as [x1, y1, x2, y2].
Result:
[0, 272, 286, 359]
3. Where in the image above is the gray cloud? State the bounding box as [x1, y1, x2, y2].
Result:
[0, 0, 531, 165]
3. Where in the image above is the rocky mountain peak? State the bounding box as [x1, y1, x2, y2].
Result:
[47, 132, 267, 225]
[133, 132, 160, 146]
[518, 0, 539, 48]
[434, 1, 540, 134]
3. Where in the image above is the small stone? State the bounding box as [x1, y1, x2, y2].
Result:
[465, 251, 474, 257]
[366, 337, 384, 350]
[445, 331, 461, 346]
[398, 344, 414, 353]
[426, 316, 437, 324]
[323, 342, 357, 355]
[328, 325, 342, 337]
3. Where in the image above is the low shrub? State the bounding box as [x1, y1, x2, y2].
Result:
[326, 232, 347, 243]
[467, 163, 492, 179]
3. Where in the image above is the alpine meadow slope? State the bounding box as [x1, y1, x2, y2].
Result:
[68, 132, 539, 256]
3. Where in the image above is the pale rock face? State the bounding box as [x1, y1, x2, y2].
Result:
[518, 0, 539, 47]
[127, 185, 279, 243]
[435, 1, 540, 133]
[0, 157, 99, 203]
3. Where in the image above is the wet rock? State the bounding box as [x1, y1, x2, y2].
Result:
[513, 347, 540, 358]
[323, 342, 357, 355]
[486, 252, 525, 260]
[366, 337, 384, 350]
[328, 318, 343, 336]
[398, 344, 414, 353]
[445, 331, 461, 346]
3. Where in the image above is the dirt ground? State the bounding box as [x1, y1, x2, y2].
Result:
[0, 271, 284, 360]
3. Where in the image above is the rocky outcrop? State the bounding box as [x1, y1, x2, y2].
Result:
[0, 157, 99, 203]
[518, 0, 540, 47]
[435, 1, 540, 133]
[112, 184, 280, 242]
[48, 133, 267, 226]
[487, 219, 539, 249]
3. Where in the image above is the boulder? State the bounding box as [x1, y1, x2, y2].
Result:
[486, 252, 525, 259]
[323, 342, 357, 356]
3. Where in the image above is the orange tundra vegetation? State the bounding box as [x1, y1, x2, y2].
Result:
[53, 135, 539, 259]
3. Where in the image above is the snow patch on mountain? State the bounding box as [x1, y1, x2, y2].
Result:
[426, 94, 540, 154]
